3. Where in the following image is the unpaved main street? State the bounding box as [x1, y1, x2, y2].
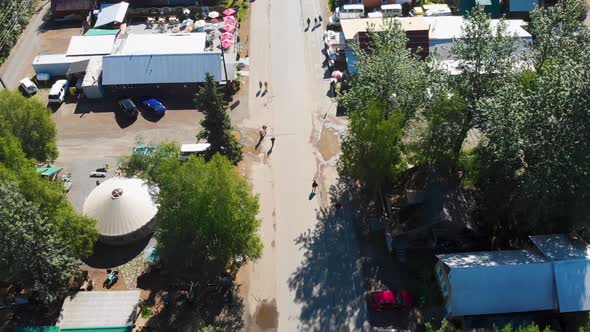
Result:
[239, 0, 367, 330]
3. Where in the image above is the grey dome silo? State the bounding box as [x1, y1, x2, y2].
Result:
[83, 177, 158, 245]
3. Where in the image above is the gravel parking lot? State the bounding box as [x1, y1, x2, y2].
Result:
[49, 95, 205, 211]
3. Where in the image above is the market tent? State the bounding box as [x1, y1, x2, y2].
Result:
[15, 327, 59, 332]
[36, 167, 63, 177]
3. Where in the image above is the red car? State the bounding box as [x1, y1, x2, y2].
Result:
[367, 290, 413, 310]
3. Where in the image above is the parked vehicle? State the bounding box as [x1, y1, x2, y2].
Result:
[367, 9, 383, 18]
[117, 97, 139, 118]
[180, 143, 211, 161]
[140, 97, 166, 115]
[89, 167, 107, 177]
[19, 78, 38, 96]
[62, 174, 72, 193]
[381, 4, 403, 17]
[132, 145, 155, 156]
[328, 4, 365, 29]
[409, 6, 425, 16]
[367, 290, 413, 311]
[48, 80, 69, 104]
[423, 4, 452, 16]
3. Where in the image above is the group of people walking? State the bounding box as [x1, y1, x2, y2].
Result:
[306, 15, 323, 30]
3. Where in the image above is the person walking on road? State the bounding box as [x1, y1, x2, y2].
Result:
[312, 180, 318, 193]
[318, 15, 322, 23]
[271, 137, 275, 147]
[264, 81, 269, 92]
[306, 17, 311, 28]
[314, 17, 318, 26]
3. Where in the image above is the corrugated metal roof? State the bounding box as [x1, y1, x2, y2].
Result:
[529, 234, 590, 261]
[448, 259, 556, 316]
[113, 33, 207, 55]
[437, 249, 549, 269]
[95, 1, 129, 28]
[57, 291, 140, 328]
[66, 35, 115, 56]
[33, 54, 93, 65]
[340, 17, 430, 40]
[102, 53, 222, 85]
[554, 260, 590, 312]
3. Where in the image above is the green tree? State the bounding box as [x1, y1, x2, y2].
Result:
[195, 73, 243, 164]
[0, 90, 58, 162]
[448, 8, 519, 162]
[0, 135, 97, 257]
[425, 319, 461, 332]
[120, 140, 180, 183]
[495, 322, 551, 332]
[156, 154, 262, 280]
[340, 20, 431, 119]
[529, 0, 587, 71]
[474, 3, 590, 240]
[0, 181, 79, 303]
[338, 101, 406, 201]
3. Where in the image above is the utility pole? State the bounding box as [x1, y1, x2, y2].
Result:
[0, 77, 6, 89]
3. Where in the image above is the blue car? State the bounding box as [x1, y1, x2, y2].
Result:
[140, 97, 166, 115]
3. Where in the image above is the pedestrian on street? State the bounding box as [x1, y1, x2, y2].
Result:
[259, 81, 263, 90]
[271, 137, 275, 147]
[264, 81, 269, 92]
[318, 15, 322, 23]
[312, 180, 318, 193]
[307, 17, 311, 27]
[96, 180, 100, 186]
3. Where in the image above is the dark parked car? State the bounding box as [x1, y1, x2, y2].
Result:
[139, 97, 166, 115]
[117, 97, 139, 118]
[367, 290, 413, 311]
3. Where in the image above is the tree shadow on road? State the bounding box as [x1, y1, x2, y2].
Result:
[288, 181, 368, 331]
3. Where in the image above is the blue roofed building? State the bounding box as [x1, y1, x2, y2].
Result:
[436, 233, 590, 317]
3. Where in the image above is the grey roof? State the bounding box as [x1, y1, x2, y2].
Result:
[57, 291, 140, 328]
[102, 53, 222, 85]
[529, 234, 590, 261]
[112, 33, 207, 55]
[437, 249, 549, 269]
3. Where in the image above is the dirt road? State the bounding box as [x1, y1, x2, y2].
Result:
[0, 0, 52, 89]
[241, 0, 367, 330]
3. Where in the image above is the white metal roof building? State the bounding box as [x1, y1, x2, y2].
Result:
[83, 177, 158, 245]
[102, 33, 223, 85]
[57, 291, 140, 328]
[95, 1, 129, 28]
[66, 35, 116, 56]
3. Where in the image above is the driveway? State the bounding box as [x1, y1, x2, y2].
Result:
[240, 0, 367, 330]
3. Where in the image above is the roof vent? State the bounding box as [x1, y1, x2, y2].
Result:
[111, 188, 124, 199]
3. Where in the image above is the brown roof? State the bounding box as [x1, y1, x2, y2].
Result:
[52, 0, 95, 13]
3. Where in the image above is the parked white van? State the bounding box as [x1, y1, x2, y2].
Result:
[381, 4, 403, 17]
[328, 4, 365, 28]
[48, 80, 68, 104]
[180, 143, 211, 161]
[19, 78, 38, 96]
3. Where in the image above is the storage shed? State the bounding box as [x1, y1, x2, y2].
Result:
[57, 291, 140, 328]
[436, 250, 556, 317]
[32, 54, 93, 77]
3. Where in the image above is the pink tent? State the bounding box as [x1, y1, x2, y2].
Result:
[221, 24, 235, 32]
[222, 8, 236, 16]
[221, 39, 234, 49]
[221, 32, 234, 39]
[331, 70, 343, 79]
[223, 15, 236, 24]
